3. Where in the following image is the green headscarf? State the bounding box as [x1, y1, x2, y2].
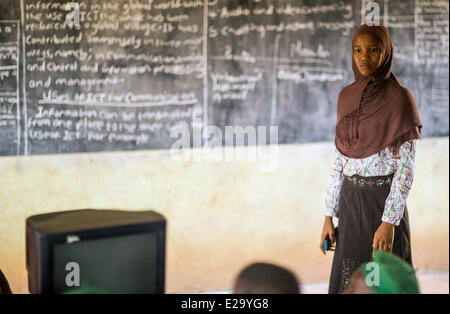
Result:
[360, 250, 420, 294]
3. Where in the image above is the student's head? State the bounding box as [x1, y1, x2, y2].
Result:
[352, 24, 393, 80]
[233, 262, 300, 294]
[353, 33, 383, 77]
[0, 269, 12, 294]
[345, 251, 420, 294]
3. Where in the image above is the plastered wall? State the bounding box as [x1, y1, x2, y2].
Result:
[0, 137, 448, 293]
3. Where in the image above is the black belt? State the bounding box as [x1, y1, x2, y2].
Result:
[343, 173, 395, 189]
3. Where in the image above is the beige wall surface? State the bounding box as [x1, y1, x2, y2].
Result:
[0, 137, 448, 294]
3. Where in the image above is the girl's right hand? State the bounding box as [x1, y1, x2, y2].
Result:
[320, 216, 335, 255]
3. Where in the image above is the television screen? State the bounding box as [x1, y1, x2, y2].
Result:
[26, 209, 166, 294]
[53, 232, 158, 294]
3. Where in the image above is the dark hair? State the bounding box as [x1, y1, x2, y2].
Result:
[0, 269, 12, 294]
[233, 262, 300, 294]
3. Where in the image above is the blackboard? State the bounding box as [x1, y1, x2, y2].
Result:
[0, 0, 448, 155]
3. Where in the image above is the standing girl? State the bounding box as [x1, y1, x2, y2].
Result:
[320, 24, 422, 294]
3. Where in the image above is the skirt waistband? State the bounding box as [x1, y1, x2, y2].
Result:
[343, 173, 395, 189]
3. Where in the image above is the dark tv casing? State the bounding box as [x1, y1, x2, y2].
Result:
[26, 209, 166, 294]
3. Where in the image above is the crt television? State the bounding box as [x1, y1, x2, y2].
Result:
[26, 209, 166, 294]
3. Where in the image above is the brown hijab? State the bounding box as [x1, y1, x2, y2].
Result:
[335, 24, 422, 159]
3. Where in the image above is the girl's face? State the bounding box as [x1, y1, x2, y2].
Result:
[353, 33, 383, 77]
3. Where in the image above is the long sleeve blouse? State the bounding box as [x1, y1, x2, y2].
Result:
[325, 140, 417, 226]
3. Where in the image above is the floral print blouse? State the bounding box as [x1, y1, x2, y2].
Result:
[325, 140, 417, 226]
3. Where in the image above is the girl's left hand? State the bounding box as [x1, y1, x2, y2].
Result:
[373, 222, 394, 255]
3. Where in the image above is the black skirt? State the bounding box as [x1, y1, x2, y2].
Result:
[328, 173, 413, 294]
